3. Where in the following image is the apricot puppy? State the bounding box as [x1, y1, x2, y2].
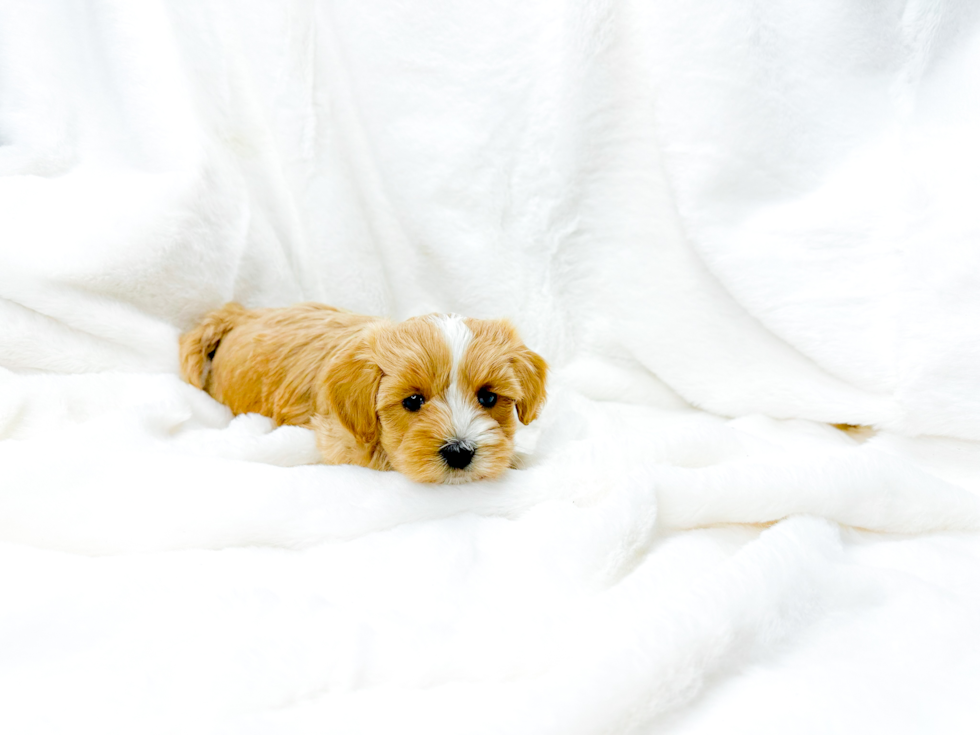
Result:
[179, 303, 548, 483]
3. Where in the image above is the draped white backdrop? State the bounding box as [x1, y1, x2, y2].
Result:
[2, 1, 980, 733]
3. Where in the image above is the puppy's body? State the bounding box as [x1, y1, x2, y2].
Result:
[179, 303, 547, 483]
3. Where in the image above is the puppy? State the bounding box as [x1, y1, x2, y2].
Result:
[179, 302, 548, 483]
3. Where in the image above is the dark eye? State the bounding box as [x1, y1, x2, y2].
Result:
[477, 388, 497, 408]
[402, 394, 425, 412]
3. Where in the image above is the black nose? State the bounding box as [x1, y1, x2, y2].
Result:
[440, 443, 475, 470]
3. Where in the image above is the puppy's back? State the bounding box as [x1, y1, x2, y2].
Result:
[179, 302, 376, 426]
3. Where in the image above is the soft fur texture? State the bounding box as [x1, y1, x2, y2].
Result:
[6, 2, 980, 734]
[179, 303, 547, 483]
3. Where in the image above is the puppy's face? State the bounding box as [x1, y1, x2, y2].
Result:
[327, 315, 547, 484]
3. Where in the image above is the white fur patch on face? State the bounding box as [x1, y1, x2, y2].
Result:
[430, 314, 497, 449]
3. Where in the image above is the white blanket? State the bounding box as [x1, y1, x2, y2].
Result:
[2, 1, 980, 732]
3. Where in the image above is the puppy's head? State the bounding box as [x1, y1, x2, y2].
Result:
[326, 315, 547, 484]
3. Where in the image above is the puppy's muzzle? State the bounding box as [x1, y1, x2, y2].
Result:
[440, 441, 474, 470]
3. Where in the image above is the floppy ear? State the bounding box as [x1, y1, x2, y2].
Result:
[324, 338, 383, 446]
[512, 346, 548, 425]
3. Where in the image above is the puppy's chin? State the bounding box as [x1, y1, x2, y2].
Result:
[386, 432, 514, 484]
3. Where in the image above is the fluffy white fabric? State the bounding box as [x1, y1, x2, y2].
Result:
[2, 1, 979, 732]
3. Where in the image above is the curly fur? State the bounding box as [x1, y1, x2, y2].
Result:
[179, 302, 547, 483]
